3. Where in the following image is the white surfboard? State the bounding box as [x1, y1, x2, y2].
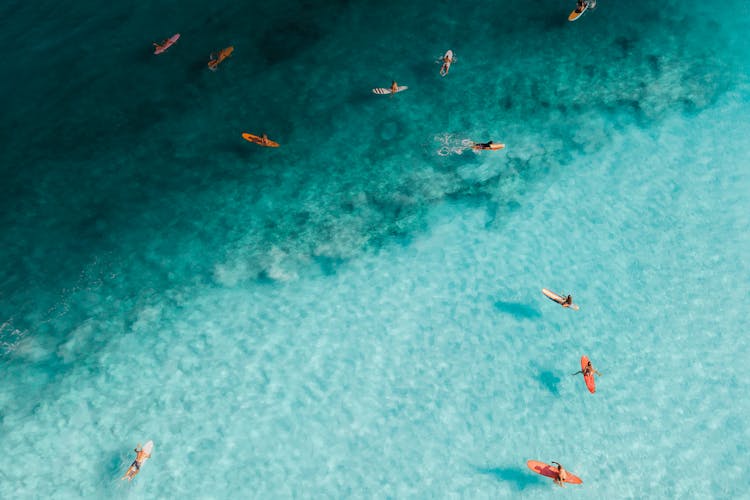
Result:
[372, 86, 408, 95]
[542, 288, 579, 310]
[440, 49, 453, 77]
[142, 441, 154, 457]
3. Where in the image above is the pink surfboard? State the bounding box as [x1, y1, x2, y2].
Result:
[154, 33, 180, 55]
[527, 460, 583, 484]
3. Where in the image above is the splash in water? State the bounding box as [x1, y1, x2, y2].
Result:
[434, 134, 475, 156]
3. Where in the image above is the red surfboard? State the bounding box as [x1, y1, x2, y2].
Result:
[526, 460, 583, 484]
[581, 355, 596, 393]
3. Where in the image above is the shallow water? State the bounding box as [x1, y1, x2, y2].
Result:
[1, 0, 749, 497]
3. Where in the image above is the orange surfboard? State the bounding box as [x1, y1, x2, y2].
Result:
[242, 132, 279, 148]
[580, 355, 596, 393]
[208, 46, 234, 70]
[527, 460, 583, 484]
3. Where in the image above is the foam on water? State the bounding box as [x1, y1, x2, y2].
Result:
[1, 0, 749, 497]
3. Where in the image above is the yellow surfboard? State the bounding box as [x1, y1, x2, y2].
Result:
[568, 3, 588, 21]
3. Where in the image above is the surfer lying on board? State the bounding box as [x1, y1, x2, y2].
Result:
[562, 295, 573, 308]
[575, 0, 596, 12]
[122, 444, 151, 480]
[260, 133, 271, 146]
[473, 141, 495, 150]
[440, 53, 454, 75]
[551, 462, 568, 487]
[573, 360, 601, 377]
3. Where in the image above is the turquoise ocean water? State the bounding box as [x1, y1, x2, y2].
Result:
[1, 0, 749, 497]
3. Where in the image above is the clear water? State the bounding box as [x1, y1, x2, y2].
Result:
[1, 0, 749, 497]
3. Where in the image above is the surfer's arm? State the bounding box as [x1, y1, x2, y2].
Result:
[594, 369, 601, 376]
[571, 370, 583, 376]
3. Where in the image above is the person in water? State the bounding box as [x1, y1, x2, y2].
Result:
[575, 0, 596, 12]
[551, 461, 568, 487]
[132, 443, 151, 466]
[123, 443, 151, 479]
[440, 52, 453, 75]
[573, 360, 601, 377]
[390, 81, 399, 94]
[474, 141, 495, 150]
[561, 294, 573, 308]
[260, 133, 270, 146]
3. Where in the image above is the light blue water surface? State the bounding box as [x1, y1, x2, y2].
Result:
[1, 0, 749, 497]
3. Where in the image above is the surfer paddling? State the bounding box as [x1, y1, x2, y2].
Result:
[573, 360, 601, 378]
[372, 82, 407, 95]
[551, 462, 568, 487]
[153, 34, 180, 55]
[561, 294, 573, 308]
[573, 0, 597, 14]
[527, 459, 583, 486]
[208, 46, 234, 71]
[122, 443, 152, 480]
[440, 52, 454, 76]
[542, 289, 579, 310]
[569, 0, 596, 20]
[472, 141, 505, 151]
